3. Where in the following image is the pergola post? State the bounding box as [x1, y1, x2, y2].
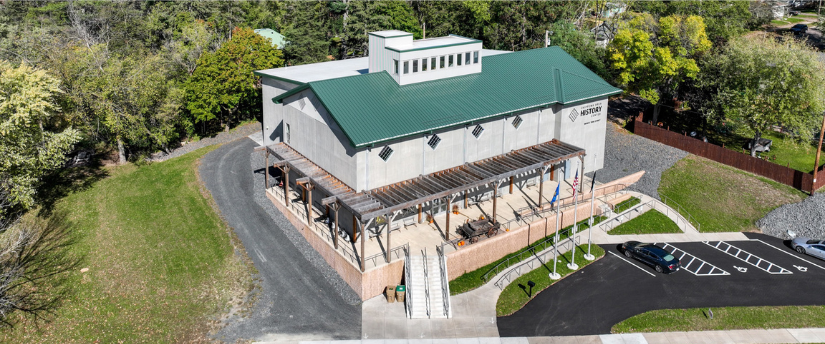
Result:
[464, 190, 468, 208]
[418, 204, 422, 224]
[538, 167, 545, 209]
[492, 181, 500, 223]
[509, 176, 514, 194]
[445, 196, 451, 240]
[330, 202, 340, 249]
[283, 165, 291, 208]
[360, 219, 366, 272]
[265, 151, 270, 190]
[297, 178, 314, 226]
[352, 216, 358, 243]
[386, 215, 392, 263]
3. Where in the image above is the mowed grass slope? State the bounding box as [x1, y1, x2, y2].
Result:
[613, 306, 825, 333]
[1, 147, 252, 343]
[609, 210, 681, 235]
[658, 155, 804, 232]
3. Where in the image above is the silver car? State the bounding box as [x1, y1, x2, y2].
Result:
[791, 237, 825, 259]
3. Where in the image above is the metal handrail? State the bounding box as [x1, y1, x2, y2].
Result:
[436, 245, 450, 318]
[659, 194, 701, 232]
[364, 243, 409, 268]
[404, 245, 412, 319]
[493, 233, 581, 290]
[480, 214, 605, 282]
[421, 248, 431, 318]
[599, 198, 699, 233]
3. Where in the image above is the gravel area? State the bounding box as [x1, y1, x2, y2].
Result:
[151, 122, 261, 162]
[586, 122, 689, 200]
[757, 193, 825, 240]
[249, 150, 362, 305]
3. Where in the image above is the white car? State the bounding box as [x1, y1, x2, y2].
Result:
[791, 237, 825, 260]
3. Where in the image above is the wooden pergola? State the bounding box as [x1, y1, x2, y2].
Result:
[260, 139, 585, 272]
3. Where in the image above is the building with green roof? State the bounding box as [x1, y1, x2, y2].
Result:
[254, 28, 286, 49]
[255, 31, 621, 294]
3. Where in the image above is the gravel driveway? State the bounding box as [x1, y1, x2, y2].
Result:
[200, 138, 360, 342]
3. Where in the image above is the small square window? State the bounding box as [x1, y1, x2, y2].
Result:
[427, 134, 441, 149]
[379, 146, 394, 162]
[431, 57, 436, 70]
[422, 58, 428, 71]
[472, 125, 484, 138]
[403, 61, 409, 74]
[413, 59, 418, 73]
[512, 115, 523, 129]
[394, 59, 399, 74]
[448, 55, 454, 67]
[473, 51, 479, 64]
[457, 54, 462, 66]
[465, 52, 471, 65]
[440, 56, 445, 68]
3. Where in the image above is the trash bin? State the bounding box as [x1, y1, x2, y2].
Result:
[386, 285, 396, 303]
[395, 285, 406, 303]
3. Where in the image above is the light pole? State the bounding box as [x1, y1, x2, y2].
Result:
[567, 168, 580, 270]
[549, 204, 561, 280]
[584, 155, 597, 261]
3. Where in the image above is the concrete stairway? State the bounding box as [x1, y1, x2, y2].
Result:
[408, 255, 428, 318]
[407, 255, 450, 319]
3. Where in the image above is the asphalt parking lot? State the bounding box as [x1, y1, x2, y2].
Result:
[497, 233, 825, 337]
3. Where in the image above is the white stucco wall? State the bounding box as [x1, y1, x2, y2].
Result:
[262, 78, 300, 146]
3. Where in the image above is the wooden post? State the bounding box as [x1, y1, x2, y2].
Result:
[418, 204, 422, 224]
[509, 176, 514, 194]
[492, 182, 499, 223]
[331, 203, 340, 249]
[386, 215, 392, 263]
[538, 167, 545, 208]
[305, 184, 314, 225]
[265, 151, 270, 190]
[352, 216, 358, 243]
[445, 196, 451, 240]
[283, 166, 291, 208]
[360, 220, 366, 272]
[813, 112, 825, 194]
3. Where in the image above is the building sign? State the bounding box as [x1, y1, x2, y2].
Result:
[570, 103, 603, 126]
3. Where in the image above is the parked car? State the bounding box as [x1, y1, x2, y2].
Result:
[790, 24, 808, 34]
[791, 237, 825, 259]
[621, 241, 680, 273]
[789, 10, 801, 16]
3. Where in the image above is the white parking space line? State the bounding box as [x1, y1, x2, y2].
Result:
[704, 241, 792, 274]
[750, 239, 825, 272]
[609, 251, 656, 277]
[654, 243, 731, 276]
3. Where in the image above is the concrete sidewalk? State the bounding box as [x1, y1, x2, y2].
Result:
[276, 327, 825, 344]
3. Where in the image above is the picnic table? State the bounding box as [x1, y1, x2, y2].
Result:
[458, 219, 500, 244]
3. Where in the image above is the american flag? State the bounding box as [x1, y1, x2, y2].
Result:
[572, 169, 579, 198]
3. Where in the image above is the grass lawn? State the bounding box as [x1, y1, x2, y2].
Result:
[658, 155, 805, 233]
[496, 243, 604, 316]
[449, 216, 606, 295]
[708, 130, 823, 174]
[772, 19, 791, 25]
[614, 196, 641, 214]
[0, 147, 253, 342]
[612, 306, 825, 333]
[609, 209, 681, 235]
[786, 17, 806, 23]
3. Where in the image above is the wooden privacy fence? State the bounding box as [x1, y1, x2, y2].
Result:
[632, 114, 825, 193]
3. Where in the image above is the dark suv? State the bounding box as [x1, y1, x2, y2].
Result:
[621, 241, 680, 274]
[790, 24, 808, 35]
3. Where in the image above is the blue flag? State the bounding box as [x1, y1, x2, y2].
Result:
[550, 183, 560, 204]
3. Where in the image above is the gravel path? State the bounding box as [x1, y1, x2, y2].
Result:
[757, 193, 825, 240]
[586, 122, 689, 200]
[151, 122, 261, 162]
[200, 138, 360, 342]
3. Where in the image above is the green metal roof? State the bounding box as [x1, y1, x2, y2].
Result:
[254, 28, 286, 49]
[272, 46, 621, 148]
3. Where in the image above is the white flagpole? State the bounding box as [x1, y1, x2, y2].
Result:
[585, 155, 597, 261]
[568, 168, 580, 270]
[550, 201, 561, 280]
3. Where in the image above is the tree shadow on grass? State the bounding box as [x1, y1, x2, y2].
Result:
[35, 159, 109, 218]
[0, 211, 84, 329]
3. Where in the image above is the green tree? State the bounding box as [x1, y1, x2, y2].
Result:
[185, 27, 283, 133]
[700, 33, 825, 157]
[630, 1, 756, 44]
[0, 61, 80, 210]
[548, 21, 609, 80]
[608, 14, 711, 122]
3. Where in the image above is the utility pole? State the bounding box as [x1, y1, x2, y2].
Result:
[812, 112, 825, 194]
